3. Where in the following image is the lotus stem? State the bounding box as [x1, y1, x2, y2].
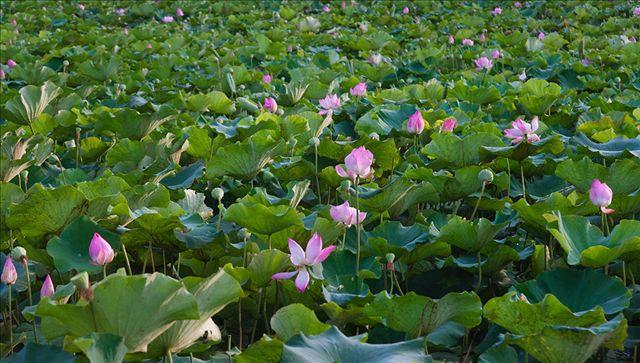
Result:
[103, 265, 107, 279]
[314, 143, 321, 200]
[8, 286, 13, 348]
[166, 350, 173, 363]
[148, 240, 155, 273]
[121, 243, 132, 275]
[238, 299, 243, 350]
[341, 230, 346, 250]
[623, 261, 627, 286]
[261, 288, 269, 334]
[217, 202, 223, 231]
[392, 269, 404, 295]
[520, 163, 526, 201]
[506, 159, 511, 198]
[601, 212, 610, 236]
[470, 182, 486, 220]
[475, 251, 482, 292]
[355, 177, 361, 274]
[22, 259, 38, 343]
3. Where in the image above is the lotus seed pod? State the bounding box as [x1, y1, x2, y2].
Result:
[369, 132, 380, 140]
[240, 228, 251, 240]
[63, 60, 70, 67]
[10, 246, 27, 261]
[478, 169, 494, 184]
[19, 170, 28, 180]
[70, 271, 90, 290]
[211, 187, 224, 201]
[385, 253, 395, 263]
[309, 137, 320, 146]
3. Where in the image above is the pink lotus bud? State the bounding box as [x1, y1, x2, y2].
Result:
[491, 7, 502, 15]
[262, 74, 272, 84]
[519, 70, 527, 81]
[124, 27, 129, 35]
[146, 43, 153, 49]
[407, 110, 425, 134]
[319, 93, 341, 115]
[264, 97, 277, 112]
[538, 32, 545, 40]
[176, 8, 184, 17]
[336, 146, 374, 180]
[402, 6, 409, 14]
[474, 56, 493, 70]
[448, 35, 455, 44]
[634, 7, 640, 17]
[480, 32, 486, 43]
[12, 19, 17, 27]
[1, 257, 17, 285]
[630, 36, 637, 43]
[342, 0, 346, 9]
[77, 4, 85, 11]
[581, 58, 591, 66]
[41, 274, 55, 297]
[440, 118, 457, 133]
[462, 38, 474, 46]
[116, 8, 125, 16]
[0, 69, 5, 80]
[7, 59, 17, 69]
[89, 233, 115, 266]
[330, 201, 367, 227]
[162, 16, 174, 23]
[492, 50, 502, 59]
[515, 1, 522, 8]
[350, 82, 367, 97]
[323, 5, 330, 12]
[590, 179, 614, 214]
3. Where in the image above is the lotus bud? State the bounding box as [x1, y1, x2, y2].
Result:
[41, 274, 55, 298]
[89, 233, 115, 266]
[478, 169, 494, 184]
[211, 187, 225, 201]
[1, 257, 18, 285]
[309, 137, 320, 147]
[70, 271, 90, 290]
[10, 246, 27, 262]
[176, 8, 184, 17]
[240, 228, 251, 240]
[385, 253, 395, 263]
[7, 59, 17, 69]
[0, 69, 5, 79]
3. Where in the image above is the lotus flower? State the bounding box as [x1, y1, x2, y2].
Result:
[448, 34, 455, 44]
[406, 110, 425, 134]
[440, 118, 457, 133]
[89, 233, 114, 266]
[492, 50, 502, 59]
[176, 8, 184, 17]
[7, 59, 17, 69]
[162, 16, 174, 23]
[116, 8, 125, 16]
[0, 69, 5, 80]
[319, 94, 341, 115]
[124, 27, 129, 35]
[519, 69, 527, 81]
[590, 179, 614, 214]
[41, 274, 55, 297]
[323, 5, 330, 12]
[581, 58, 591, 66]
[402, 6, 409, 14]
[504, 116, 540, 144]
[77, 4, 85, 11]
[12, 18, 17, 27]
[336, 146, 374, 180]
[330, 201, 366, 227]
[515, 1, 522, 8]
[350, 82, 367, 97]
[262, 74, 272, 84]
[367, 53, 383, 66]
[264, 97, 277, 113]
[146, 43, 153, 49]
[272, 233, 335, 292]
[492, 7, 503, 15]
[475, 56, 493, 70]
[538, 32, 545, 40]
[479, 32, 486, 43]
[462, 38, 474, 46]
[1, 257, 17, 285]
[634, 7, 640, 17]
[630, 36, 637, 43]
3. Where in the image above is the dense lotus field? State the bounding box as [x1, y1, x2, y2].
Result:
[1, 0, 640, 362]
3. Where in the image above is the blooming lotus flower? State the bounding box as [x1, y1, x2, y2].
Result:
[492, 50, 502, 59]
[462, 38, 474, 46]
[590, 179, 614, 214]
[406, 110, 425, 134]
[1, 257, 17, 285]
[448, 34, 455, 44]
[336, 146, 374, 180]
[440, 118, 457, 133]
[504, 116, 540, 144]
[176, 8, 184, 17]
[323, 5, 330, 12]
[492, 7, 503, 15]
[162, 16, 174, 23]
[89, 233, 114, 266]
[116, 8, 125, 16]
[264, 97, 277, 113]
[262, 74, 272, 84]
[519, 69, 527, 81]
[634, 7, 640, 17]
[272, 234, 335, 292]
[7, 59, 17, 69]
[41, 274, 54, 297]
[515, 1, 522, 8]
[538, 32, 545, 40]
[330, 201, 366, 227]
[475, 56, 493, 70]
[350, 82, 367, 97]
[319, 94, 341, 115]
[402, 6, 409, 14]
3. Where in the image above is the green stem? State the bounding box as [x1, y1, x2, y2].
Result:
[121, 243, 132, 275]
[103, 265, 107, 279]
[475, 251, 482, 292]
[238, 298, 243, 350]
[314, 144, 321, 200]
[148, 240, 155, 273]
[470, 182, 486, 220]
[341, 230, 346, 250]
[506, 159, 511, 198]
[262, 288, 269, 335]
[166, 350, 173, 363]
[217, 201, 223, 231]
[8, 285, 13, 349]
[623, 261, 627, 286]
[520, 162, 526, 201]
[23, 260, 38, 343]
[355, 177, 361, 274]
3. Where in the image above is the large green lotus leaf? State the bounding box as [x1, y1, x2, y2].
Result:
[148, 269, 242, 355]
[547, 214, 640, 267]
[46, 216, 121, 274]
[323, 249, 381, 279]
[1, 182, 24, 228]
[94, 107, 175, 141]
[78, 57, 120, 82]
[353, 177, 438, 217]
[450, 81, 502, 105]
[478, 344, 519, 363]
[161, 162, 205, 190]
[514, 269, 631, 315]
[7, 184, 86, 240]
[206, 132, 286, 179]
[248, 249, 291, 286]
[174, 214, 219, 249]
[511, 192, 593, 235]
[4, 343, 74, 363]
[186, 91, 235, 114]
[270, 303, 331, 341]
[354, 103, 416, 136]
[484, 292, 626, 363]
[482, 135, 564, 161]
[423, 133, 503, 168]
[366, 221, 429, 256]
[73, 333, 128, 363]
[435, 216, 507, 252]
[323, 275, 371, 306]
[321, 301, 379, 327]
[555, 157, 640, 195]
[518, 79, 562, 114]
[364, 291, 482, 339]
[3, 81, 62, 126]
[574, 133, 640, 158]
[8, 64, 57, 85]
[225, 203, 302, 236]
[0, 133, 54, 182]
[236, 336, 284, 363]
[280, 326, 431, 363]
[437, 245, 520, 274]
[36, 272, 199, 353]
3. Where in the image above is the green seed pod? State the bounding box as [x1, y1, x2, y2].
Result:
[478, 169, 494, 184]
[237, 97, 260, 113]
[11, 246, 27, 261]
[211, 187, 224, 201]
[385, 253, 395, 263]
[240, 228, 251, 240]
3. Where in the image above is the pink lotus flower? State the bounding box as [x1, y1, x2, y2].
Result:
[319, 94, 341, 115]
[504, 116, 540, 144]
[350, 82, 367, 97]
[406, 110, 425, 134]
[0, 69, 5, 80]
[492, 7, 503, 15]
[1, 257, 17, 285]
[264, 97, 277, 113]
[479, 32, 486, 43]
[12, 19, 17, 27]
[475, 56, 493, 70]
[116, 8, 125, 16]
[146, 43, 153, 49]
[7, 59, 17, 69]
[462, 38, 474, 46]
[41, 274, 55, 297]
[492, 50, 502, 59]
[124, 28, 129, 35]
[630, 36, 637, 43]
[402, 6, 409, 14]
[336, 146, 374, 180]
[590, 179, 614, 214]
[448, 34, 455, 44]
[330, 201, 366, 227]
[581, 58, 591, 66]
[323, 5, 330, 12]
[367, 53, 383, 66]
[262, 74, 272, 84]
[515, 1, 522, 8]
[162, 16, 174, 23]
[519, 69, 527, 81]
[538, 32, 545, 40]
[440, 118, 457, 133]
[176, 8, 184, 17]
[77, 4, 85, 11]
[272, 233, 335, 292]
[634, 7, 640, 17]
[89, 233, 114, 266]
